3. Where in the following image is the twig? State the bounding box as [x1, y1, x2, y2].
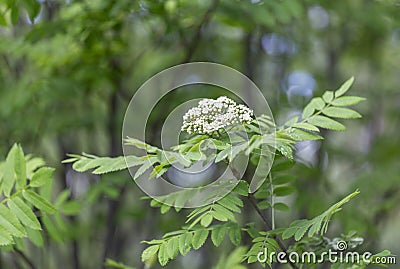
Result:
[269, 173, 275, 230]
[228, 164, 297, 268]
[58, 141, 81, 269]
[183, 0, 219, 62]
[14, 249, 36, 269]
[248, 194, 299, 269]
[248, 194, 272, 230]
[102, 59, 131, 266]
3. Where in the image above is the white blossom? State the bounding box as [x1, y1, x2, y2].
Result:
[181, 96, 253, 135]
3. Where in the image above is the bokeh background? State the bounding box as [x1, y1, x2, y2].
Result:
[0, 0, 399, 268]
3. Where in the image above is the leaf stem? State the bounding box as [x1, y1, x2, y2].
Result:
[0, 180, 41, 205]
[248, 194, 299, 269]
[0, 188, 25, 205]
[14, 249, 37, 269]
[269, 173, 275, 230]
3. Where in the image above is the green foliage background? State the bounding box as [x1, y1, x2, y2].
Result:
[0, 0, 399, 268]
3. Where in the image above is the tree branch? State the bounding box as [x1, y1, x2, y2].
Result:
[248, 193, 299, 269]
[14, 249, 36, 269]
[183, 0, 219, 62]
[229, 164, 298, 269]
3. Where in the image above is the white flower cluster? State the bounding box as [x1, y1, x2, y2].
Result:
[181, 96, 254, 134]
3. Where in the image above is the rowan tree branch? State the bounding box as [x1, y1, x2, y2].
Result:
[14, 249, 36, 269]
[183, 0, 219, 62]
[248, 193, 299, 269]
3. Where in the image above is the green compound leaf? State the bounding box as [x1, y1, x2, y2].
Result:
[282, 190, 360, 241]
